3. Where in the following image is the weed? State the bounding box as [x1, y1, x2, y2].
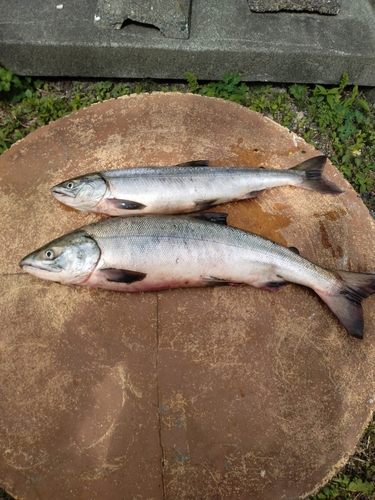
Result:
[185, 71, 249, 105]
[289, 83, 309, 102]
[248, 85, 296, 128]
[0, 488, 13, 499]
[200, 72, 248, 104]
[310, 474, 375, 499]
[0, 78, 133, 154]
[0, 68, 24, 94]
[185, 71, 200, 93]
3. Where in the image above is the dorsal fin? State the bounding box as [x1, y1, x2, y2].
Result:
[175, 160, 209, 167]
[288, 246, 300, 255]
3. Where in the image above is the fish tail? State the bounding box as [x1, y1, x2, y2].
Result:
[290, 156, 343, 194]
[315, 270, 375, 339]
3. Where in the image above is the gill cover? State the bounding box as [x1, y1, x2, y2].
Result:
[19, 230, 101, 284]
[50, 173, 107, 211]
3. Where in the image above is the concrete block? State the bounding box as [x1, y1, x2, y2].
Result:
[95, 0, 192, 38]
[0, 0, 375, 85]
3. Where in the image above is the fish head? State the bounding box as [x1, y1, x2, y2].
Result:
[50, 173, 107, 212]
[19, 230, 100, 285]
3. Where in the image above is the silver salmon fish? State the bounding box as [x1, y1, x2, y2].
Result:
[50, 156, 342, 215]
[19, 214, 374, 339]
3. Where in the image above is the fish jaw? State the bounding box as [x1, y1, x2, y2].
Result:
[19, 256, 61, 282]
[51, 173, 107, 211]
[19, 230, 101, 285]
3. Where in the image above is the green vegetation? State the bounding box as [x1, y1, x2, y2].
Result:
[1, 69, 375, 499]
[0, 488, 13, 499]
[0, 77, 133, 153]
[311, 475, 374, 500]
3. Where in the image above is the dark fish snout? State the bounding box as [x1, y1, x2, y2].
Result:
[19, 257, 28, 268]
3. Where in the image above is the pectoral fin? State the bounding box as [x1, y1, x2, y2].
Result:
[244, 189, 265, 199]
[106, 199, 146, 210]
[189, 212, 228, 225]
[100, 268, 147, 283]
[195, 199, 219, 210]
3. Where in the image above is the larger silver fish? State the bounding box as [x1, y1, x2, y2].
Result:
[50, 156, 342, 215]
[19, 214, 375, 339]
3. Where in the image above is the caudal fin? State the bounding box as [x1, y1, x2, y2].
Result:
[315, 270, 375, 339]
[290, 156, 343, 194]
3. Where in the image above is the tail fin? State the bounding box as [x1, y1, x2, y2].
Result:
[290, 156, 343, 194]
[315, 270, 375, 339]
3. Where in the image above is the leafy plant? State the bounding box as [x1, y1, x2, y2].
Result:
[0, 68, 23, 93]
[310, 474, 375, 499]
[0, 77, 134, 154]
[200, 72, 249, 104]
[289, 83, 308, 101]
[249, 86, 296, 128]
[185, 71, 200, 93]
[0, 487, 13, 499]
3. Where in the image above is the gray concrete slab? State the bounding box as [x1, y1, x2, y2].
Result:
[0, 0, 375, 85]
[248, 0, 341, 15]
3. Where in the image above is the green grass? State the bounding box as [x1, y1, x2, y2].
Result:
[1, 70, 375, 500]
[0, 488, 13, 499]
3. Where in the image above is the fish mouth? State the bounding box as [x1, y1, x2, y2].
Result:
[50, 186, 76, 199]
[19, 258, 61, 273]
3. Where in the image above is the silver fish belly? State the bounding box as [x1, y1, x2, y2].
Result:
[50, 157, 342, 215]
[19, 215, 375, 339]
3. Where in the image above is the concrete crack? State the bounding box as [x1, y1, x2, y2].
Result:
[156, 292, 166, 499]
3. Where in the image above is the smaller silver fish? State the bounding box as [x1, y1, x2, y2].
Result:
[50, 156, 342, 216]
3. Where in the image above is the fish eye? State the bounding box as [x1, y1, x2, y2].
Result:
[66, 181, 75, 189]
[45, 249, 55, 259]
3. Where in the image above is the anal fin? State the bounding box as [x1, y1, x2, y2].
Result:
[201, 276, 246, 286]
[253, 278, 287, 292]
